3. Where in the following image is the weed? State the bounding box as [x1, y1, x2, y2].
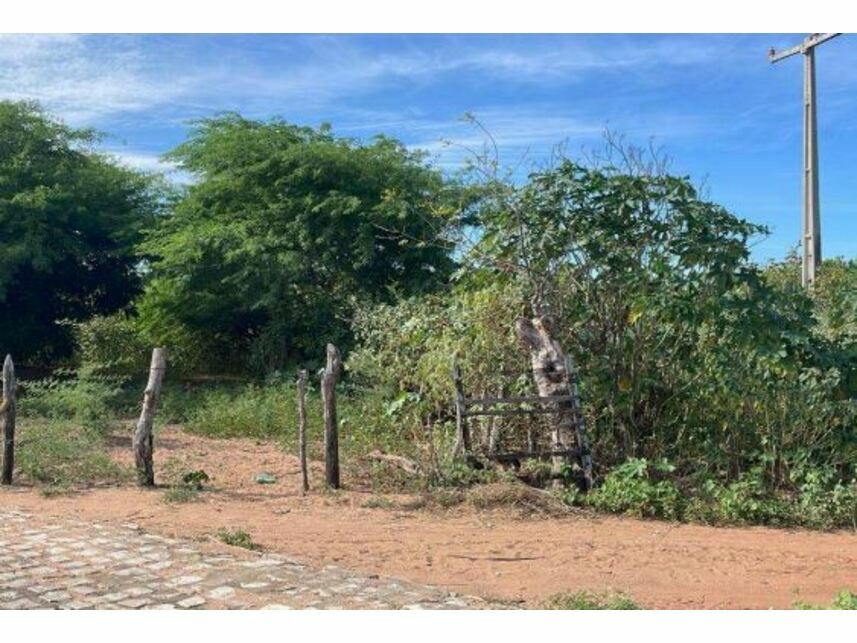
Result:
[182, 469, 210, 490]
[216, 528, 261, 551]
[163, 486, 200, 504]
[361, 496, 396, 509]
[794, 590, 857, 610]
[541, 590, 641, 610]
[40, 484, 74, 498]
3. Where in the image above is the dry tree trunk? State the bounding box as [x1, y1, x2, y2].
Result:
[133, 348, 166, 487]
[515, 316, 592, 489]
[321, 344, 342, 489]
[1, 355, 16, 485]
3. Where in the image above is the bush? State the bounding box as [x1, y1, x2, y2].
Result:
[585, 458, 682, 520]
[575, 459, 857, 530]
[73, 313, 151, 376]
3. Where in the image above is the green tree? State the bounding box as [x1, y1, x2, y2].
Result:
[138, 114, 456, 372]
[0, 101, 159, 363]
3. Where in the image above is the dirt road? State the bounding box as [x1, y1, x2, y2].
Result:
[2, 427, 856, 609]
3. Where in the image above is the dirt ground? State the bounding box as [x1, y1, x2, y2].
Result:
[2, 426, 856, 609]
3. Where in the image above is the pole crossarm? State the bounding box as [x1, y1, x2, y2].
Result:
[769, 33, 841, 63]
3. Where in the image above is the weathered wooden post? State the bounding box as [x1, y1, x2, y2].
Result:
[487, 383, 503, 455]
[133, 348, 166, 487]
[321, 344, 341, 489]
[564, 354, 593, 490]
[1, 355, 17, 485]
[452, 361, 470, 457]
[296, 369, 309, 495]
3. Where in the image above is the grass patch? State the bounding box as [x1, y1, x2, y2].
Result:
[361, 495, 397, 509]
[358, 481, 575, 516]
[466, 482, 570, 517]
[15, 419, 128, 487]
[163, 486, 201, 504]
[216, 528, 261, 551]
[183, 384, 320, 440]
[541, 590, 641, 610]
[794, 590, 857, 610]
[19, 368, 126, 433]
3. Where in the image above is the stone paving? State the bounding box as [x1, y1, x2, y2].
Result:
[0, 508, 489, 610]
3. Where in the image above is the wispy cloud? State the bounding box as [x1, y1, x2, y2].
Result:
[0, 34, 199, 124]
[0, 34, 747, 126]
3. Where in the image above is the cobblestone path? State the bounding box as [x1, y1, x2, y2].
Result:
[0, 508, 488, 610]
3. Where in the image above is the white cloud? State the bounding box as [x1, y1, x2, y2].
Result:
[0, 34, 744, 127]
[101, 148, 194, 184]
[0, 34, 197, 124]
[103, 149, 173, 172]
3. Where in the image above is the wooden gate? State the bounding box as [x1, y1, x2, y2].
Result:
[451, 356, 593, 489]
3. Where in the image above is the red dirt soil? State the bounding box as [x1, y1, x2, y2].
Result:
[2, 426, 856, 609]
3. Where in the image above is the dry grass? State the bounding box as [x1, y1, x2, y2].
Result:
[358, 481, 574, 518]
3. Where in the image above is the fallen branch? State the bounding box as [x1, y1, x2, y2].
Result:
[367, 450, 420, 475]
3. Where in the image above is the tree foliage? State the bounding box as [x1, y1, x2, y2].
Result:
[138, 114, 456, 372]
[0, 101, 158, 363]
[351, 149, 857, 488]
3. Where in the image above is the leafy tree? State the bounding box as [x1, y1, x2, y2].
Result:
[138, 114, 456, 372]
[0, 101, 159, 363]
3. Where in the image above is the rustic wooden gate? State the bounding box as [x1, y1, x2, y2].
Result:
[452, 356, 593, 489]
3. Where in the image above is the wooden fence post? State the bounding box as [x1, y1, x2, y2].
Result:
[564, 354, 594, 490]
[452, 362, 470, 457]
[133, 348, 166, 487]
[1, 355, 17, 485]
[488, 383, 503, 455]
[297, 369, 309, 495]
[321, 344, 341, 489]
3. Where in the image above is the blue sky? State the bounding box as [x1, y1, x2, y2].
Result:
[1, 33, 854, 261]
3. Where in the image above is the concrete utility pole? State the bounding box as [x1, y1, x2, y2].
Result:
[769, 33, 841, 289]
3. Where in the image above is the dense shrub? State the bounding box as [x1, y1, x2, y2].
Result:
[73, 313, 151, 376]
[584, 458, 682, 520]
[577, 459, 857, 530]
[347, 155, 857, 499]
